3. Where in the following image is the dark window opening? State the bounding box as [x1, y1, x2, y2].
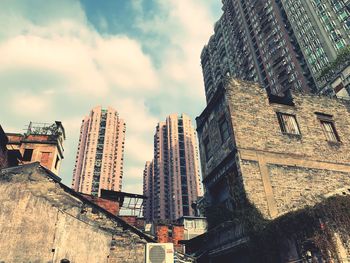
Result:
[23, 149, 33, 162]
[276, 112, 300, 135]
[204, 137, 211, 161]
[55, 156, 60, 169]
[219, 117, 230, 143]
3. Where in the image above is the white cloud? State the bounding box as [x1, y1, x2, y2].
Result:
[125, 166, 145, 180]
[0, 18, 159, 98]
[122, 182, 143, 194]
[0, 0, 221, 191]
[115, 98, 158, 134]
[11, 92, 51, 117]
[94, 37, 159, 91]
[124, 135, 153, 165]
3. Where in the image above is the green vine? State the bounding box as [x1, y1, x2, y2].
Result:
[318, 45, 350, 82]
[205, 195, 350, 262]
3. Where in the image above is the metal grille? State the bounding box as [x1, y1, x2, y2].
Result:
[149, 245, 166, 263]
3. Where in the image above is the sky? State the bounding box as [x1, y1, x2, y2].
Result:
[0, 0, 222, 193]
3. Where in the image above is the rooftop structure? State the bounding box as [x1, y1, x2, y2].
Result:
[6, 121, 65, 175]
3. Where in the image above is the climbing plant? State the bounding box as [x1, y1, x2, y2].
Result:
[247, 195, 350, 262]
[205, 195, 350, 262]
[318, 45, 350, 82]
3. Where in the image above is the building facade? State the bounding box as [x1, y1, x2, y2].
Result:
[143, 114, 203, 221]
[72, 106, 126, 196]
[197, 78, 350, 219]
[6, 121, 65, 175]
[0, 162, 153, 263]
[281, 0, 350, 88]
[0, 125, 8, 169]
[143, 161, 154, 221]
[202, 0, 350, 100]
[193, 78, 350, 262]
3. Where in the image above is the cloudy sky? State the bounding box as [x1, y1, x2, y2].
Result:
[0, 0, 222, 193]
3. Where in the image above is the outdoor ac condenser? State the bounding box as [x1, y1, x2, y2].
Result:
[145, 243, 174, 263]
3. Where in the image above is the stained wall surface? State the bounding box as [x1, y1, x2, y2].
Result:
[0, 164, 147, 263]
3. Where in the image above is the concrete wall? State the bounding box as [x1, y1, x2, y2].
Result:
[0, 165, 147, 263]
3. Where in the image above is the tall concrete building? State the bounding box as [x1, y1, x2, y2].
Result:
[143, 161, 154, 221]
[72, 106, 126, 196]
[143, 114, 203, 221]
[202, 0, 350, 100]
[280, 0, 350, 91]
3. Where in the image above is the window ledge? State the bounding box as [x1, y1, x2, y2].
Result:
[327, 141, 342, 147]
[282, 133, 302, 139]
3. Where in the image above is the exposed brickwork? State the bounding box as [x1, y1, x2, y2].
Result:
[268, 165, 350, 214]
[6, 121, 65, 175]
[156, 225, 169, 243]
[81, 194, 120, 215]
[172, 225, 185, 252]
[119, 216, 145, 229]
[227, 80, 350, 165]
[197, 78, 350, 219]
[154, 224, 184, 252]
[195, 78, 350, 261]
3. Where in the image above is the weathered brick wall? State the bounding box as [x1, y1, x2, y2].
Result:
[239, 160, 269, 216]
[197, 78, 350, 219]
[154, 224, 184, 252]
[268, 165, 350, 214]
[156, 225, 169, 243]
[82, 194, 120, 215]
[226, 79, 350, 218]
[227, 79, 350, 163]
[0, 165, 147, 263]
[172, 225, 185, 252]
[196, 95, 236, 180]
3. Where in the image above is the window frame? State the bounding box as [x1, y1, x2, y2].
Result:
[320, 120, 339, 142]
[22, 149, 33, 162]
[218, 116, 230, 143]
[276, 112, 301, 136]
[203, 137, 211, 161]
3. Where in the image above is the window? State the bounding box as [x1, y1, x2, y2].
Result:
[219, 117, 230, 143]
[55, 156, 60, 169]
[203, 137, 211, 160]
[320, 120, 339, 142]
[23, 149, 33, 161]
[277, 112, 301, 135]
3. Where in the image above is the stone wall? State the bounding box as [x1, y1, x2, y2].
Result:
[0, 164, 149, 263]
[197, 78, 350, 219]
[227, 79, 350, 218]
[227, 79, 350, 164]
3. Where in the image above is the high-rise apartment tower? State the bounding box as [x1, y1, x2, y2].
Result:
[143, 114, 203, 221]
[72, 106, 126, 196]
[202, 0, 350, 101]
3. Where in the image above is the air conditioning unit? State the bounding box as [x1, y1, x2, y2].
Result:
[145, 243, 174, 263]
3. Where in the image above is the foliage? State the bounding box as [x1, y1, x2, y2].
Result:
[318, 45, 350, 82]
[205, 204, 235, 229]
[249, 195, 350, 262]
[205, 195, 350, 262]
